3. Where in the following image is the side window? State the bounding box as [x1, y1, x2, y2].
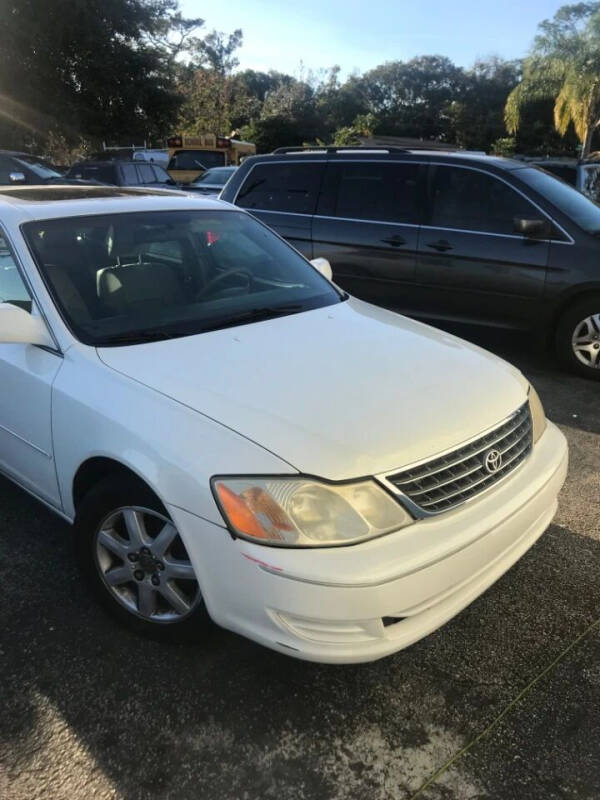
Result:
[429, 166, 539, 236]
[236, 163, 323, 215]
[136, 164, 156, 184]
[325, 162, 419, 223]
[120, 164, 139, 185]
[152, 166, 170, 183]
[0, 235, 32, 312]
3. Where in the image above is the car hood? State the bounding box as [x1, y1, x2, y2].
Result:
[97, 298, 529, 480]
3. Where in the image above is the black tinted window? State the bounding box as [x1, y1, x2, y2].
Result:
[518, 166, 600, 234]
[429, 166, 536, 235]
[540, 164, 577, 186]
[69, 164, 116, 184]
[236, 163, 322, 214]
[120, 164, 139, 185]
[324, 162, 419, 223]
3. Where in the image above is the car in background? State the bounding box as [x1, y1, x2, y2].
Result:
[185, 166, 237, 197]
[0, 185, 567, 662]
[133, 149, 170, 169]
[66, 160, 177, 189]
[0, 150, 70, 185]
[222, 146, 600, 380]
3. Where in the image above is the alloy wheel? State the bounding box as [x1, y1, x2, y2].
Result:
[571, 313, 600, 370]
[94, 506, 200, 622]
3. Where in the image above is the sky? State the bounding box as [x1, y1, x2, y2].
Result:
[180, 0, 567, 77]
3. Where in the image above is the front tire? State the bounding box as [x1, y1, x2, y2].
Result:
[75, 475, 211, 641]
[556, 296, 600, 380]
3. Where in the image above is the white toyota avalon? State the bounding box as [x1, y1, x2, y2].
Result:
[0, 186, 568, 663]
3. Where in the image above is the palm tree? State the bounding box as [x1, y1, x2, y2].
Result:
[505, 3, 600, 157]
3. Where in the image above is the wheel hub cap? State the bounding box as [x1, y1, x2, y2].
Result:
[572, 313, 600, 369]
[94, 506, 200, 622]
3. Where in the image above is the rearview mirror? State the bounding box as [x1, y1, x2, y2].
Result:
[310, 257, 333, 281]
[0, 303, 54, 347]
[9, 172, 26, 184]
[513, 217, 551, 239]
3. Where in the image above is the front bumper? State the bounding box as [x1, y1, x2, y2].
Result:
[169, 421, 568, 664]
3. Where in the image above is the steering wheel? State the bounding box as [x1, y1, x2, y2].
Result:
[198, 269, 253, 299]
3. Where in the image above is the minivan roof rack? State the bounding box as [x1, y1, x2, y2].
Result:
[272, 145, 410, 154]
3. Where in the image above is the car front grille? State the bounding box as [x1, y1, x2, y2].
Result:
[384, 403, 532, 516]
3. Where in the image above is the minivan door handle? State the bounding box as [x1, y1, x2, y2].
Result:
[381, 235, 407, 247]
[426, 239, 453, 252]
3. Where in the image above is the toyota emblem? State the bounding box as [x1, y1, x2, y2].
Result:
[483, 448, 502, 474]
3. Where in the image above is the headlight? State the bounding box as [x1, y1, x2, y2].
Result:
[211, 477, 413, 547]
[528, 384, 546, 444]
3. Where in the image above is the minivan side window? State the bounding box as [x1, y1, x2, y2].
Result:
[429, 166, 539, 236]
[320, 162, 420, 224]
[236, 163, 323, 215]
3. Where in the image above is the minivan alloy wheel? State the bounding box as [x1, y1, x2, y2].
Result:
[94, 506, 200, 622]
[571, 313, 600, 369]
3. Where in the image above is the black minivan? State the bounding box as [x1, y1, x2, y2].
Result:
[221, 147, 600, 380]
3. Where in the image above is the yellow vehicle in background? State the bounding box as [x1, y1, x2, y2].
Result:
[166, 134, 256, 184]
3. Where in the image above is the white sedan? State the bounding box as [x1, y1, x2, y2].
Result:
[0, 185, 568, 663]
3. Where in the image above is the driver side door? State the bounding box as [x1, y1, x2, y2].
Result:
[0, 236, 62, 506]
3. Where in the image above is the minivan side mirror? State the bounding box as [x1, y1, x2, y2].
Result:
[310, 257, 333, 281]
[513, 217, 551, 239]
[9, 171, 26, 184]
[0, 303, 54, 347]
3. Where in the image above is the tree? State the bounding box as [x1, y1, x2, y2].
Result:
[357, 56, 467, 140]
[0, 0, 203, 154]
[505, 3, 600, 157]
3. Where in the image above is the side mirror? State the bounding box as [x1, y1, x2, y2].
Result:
[9, 172, 26, 184]
[0, 303, 54, 347]
[310, 257, 333, 281]
[513, 217, 551, 239]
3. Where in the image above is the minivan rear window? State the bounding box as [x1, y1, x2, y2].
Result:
[236, 163, 323, 215]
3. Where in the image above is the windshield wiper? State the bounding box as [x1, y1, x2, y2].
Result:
[95, 305, 307, 345]
[95, 328, 176, 346]
[200, 303, 306, 331]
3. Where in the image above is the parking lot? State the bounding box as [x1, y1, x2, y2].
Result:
[0, 330, 598, 800]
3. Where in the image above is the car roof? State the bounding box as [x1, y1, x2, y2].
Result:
[0, 185, 232, 221]
[244, 149, 525, 171]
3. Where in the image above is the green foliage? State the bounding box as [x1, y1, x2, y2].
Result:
[490, 137, 517, 156]
[505, 3, 600, 155]
[0, 2, 587, 159]
[0, 0, 203, 156]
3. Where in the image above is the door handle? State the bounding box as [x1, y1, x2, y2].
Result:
[426, 239, 453, 252]
[381, 235, 407, 247]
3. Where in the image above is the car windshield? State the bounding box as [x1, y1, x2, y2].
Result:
[14, 156, 63, 180]
[516, 166, 600, 233]
[22, 209, 342, 346]
[193, 168, 235, 186]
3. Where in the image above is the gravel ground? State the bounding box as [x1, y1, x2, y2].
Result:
[0, 330, 598, 800]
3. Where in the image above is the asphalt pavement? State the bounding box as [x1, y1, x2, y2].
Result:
[0, 330, 599, 800]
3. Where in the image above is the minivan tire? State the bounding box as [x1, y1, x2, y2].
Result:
[556, 294, 600, 380]
[75, 474, 212, 642]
